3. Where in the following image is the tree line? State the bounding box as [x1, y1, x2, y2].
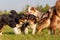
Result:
[0, 4, 51, 15]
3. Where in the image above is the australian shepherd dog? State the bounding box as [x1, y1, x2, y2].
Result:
[37, 1, 60, 35]
[20, 14, 38, 35]
[50, 1, 60, 35]
[27, 6, 51, 34]
[37, 10, 51, 33]
[0, 10, 27, 35]
[27, 6, 43, 19]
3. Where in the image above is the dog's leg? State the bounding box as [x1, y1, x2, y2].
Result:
[50, 23, 57, 35]
[37, 26, 42, 33]
[0, 30, 2, 36]
[51, 22, 57, 35]
[24, 27, 28, 34]
[31, 24, 37, 35]
[57, 23, 60, 35]
[17, 28, 21, 34]
[0, 24, 4, 35]
[16, 24, 21, 34]
[37, 24, 44, 33]
[58, 28, 60, 35]
[50, 24, 56, 35]
[13, 27, 19, 34]
[32, 27, 36, 35]
[13, 27, 21, 34]
[53, 27, 56, 35]
[48, 28, 54, 35]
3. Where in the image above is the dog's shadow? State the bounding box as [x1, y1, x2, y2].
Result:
[3, 32, 14, 35]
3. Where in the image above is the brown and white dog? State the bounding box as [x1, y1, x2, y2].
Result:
[37, 0, 60, 35]
[21, 14, 38, 35]
[50, 0, 60, 35]
[27, 6, 52, 34]
[27, 6, 37, 16]
[27, 6, 43, 19]
[21, 6, 42, 34]
[37, 10, 51, 33]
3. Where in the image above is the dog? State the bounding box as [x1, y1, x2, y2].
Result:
[36, 0, 60, 35]
[50, 1, 60, 35]
[20, 14, 38, 35]
[37, 9, 52, 33]
[0, 10, 27, 35]
[27, 6, 43, 19]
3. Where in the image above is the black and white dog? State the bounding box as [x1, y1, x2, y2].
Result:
[0, 10, 27, 35]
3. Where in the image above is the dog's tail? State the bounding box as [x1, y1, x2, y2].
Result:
[47, 8, 53, 19]
[41, 8, 53, 20]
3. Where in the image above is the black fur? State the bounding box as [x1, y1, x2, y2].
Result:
[20, 14, 38, 32]
[27, 14, 37, 24]
[0, 10, 27, 30]
[20, 22, 29, 32]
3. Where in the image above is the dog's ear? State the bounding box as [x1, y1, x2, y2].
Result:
[10, 10, 18, 15]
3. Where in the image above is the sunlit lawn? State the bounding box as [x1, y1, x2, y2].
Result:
[0, 25, 60, 40]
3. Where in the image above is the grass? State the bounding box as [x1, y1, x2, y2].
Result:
[0, 26, 60, 40]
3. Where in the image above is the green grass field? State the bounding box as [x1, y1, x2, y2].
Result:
[0, 25, 60, 40]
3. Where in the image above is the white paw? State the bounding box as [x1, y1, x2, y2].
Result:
[0, 32, 2, 36]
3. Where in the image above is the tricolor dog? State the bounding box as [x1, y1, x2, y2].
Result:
[21, 14, 38, 35]
[0, 10, 27, 35]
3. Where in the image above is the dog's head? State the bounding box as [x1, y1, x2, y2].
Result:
[10, 10, 18, 15]
[27, 6, 36, 14]
[19, 14, 27, 24]
[27, 6, 40, 17]
[28, 6, 35, 13]
[27, 14, 38, 24]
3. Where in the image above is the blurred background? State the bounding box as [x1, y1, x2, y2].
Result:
[0, 0, 56, 14]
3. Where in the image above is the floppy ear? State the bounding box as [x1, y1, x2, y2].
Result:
[10, 10, 18, 15]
